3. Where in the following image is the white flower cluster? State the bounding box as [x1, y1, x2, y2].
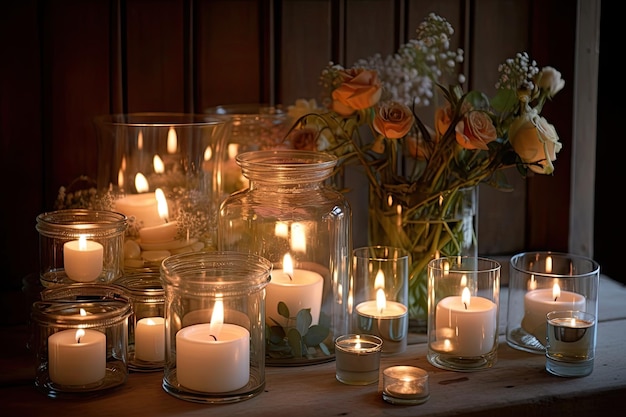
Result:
[353, 12, 464, 108]
[496, 52, 540, 92]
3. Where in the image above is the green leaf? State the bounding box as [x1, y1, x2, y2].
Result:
[295, 308, 313, 335]
[277, 301, 290, 319]
[287, 328, 304, 358]
[302, 325, 330, 347]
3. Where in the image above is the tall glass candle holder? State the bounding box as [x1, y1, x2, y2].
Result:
[113, 272, 165, 371]
[506, 251, 600, 353]
[427, 256, 500, 371]
[217, 150, 352, 366]
[31, 299, 131, 398]
[160, 251, 272, 404]
[351, 246, 409, 354]
[36, 209, 127, 288]
[93, 113, 229, 272]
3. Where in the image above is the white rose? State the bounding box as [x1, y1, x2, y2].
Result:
[535, 66, 565, 98]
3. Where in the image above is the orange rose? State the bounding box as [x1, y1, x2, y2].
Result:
[372, 101, 414, 139]
[331, 68, 382, 116]
[508, 109, 562, 174]
[455, 110, 497, 150]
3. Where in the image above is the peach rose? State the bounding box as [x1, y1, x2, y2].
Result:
[372, 101, 414, 139]
[508, 109, 562, 174]
[454, 110, 497, 150]
[331, 68, 382, 116]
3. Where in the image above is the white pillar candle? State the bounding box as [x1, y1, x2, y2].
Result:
[355, 288, 409, 354]
[63, 235, 103, 282]
[522, 284, 586, 342]
[134, 317, 165, 362]
[138, 221, 178, 243]
[114, 193, 163, 227]
[434, 288, 497, 357]
[176, 323, 250, 392]
[266, 253, 323, 326]
[48, 328, 106, 386]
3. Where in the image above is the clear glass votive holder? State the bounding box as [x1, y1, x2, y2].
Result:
[36, 209, 127, 287]
[334, 334, 383, 385]
[351, 246, 409, 354]
[506, 251, 600, 354]
[427, 256, 501, 371]
[382, 366, 430, 405]
[31, 299, 131, 398]
[113, 272, 165, 372]
[160, 251, 272, 404]
[545, 310, 596, 377]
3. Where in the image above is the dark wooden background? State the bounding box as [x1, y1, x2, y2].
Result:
[2, 0, 614, 325]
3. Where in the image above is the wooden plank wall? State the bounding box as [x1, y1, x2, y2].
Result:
[1, 0, 579, 300]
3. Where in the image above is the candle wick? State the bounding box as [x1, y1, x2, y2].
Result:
[209, 334, 217, 341]
[554, 296, 558, 302]
[463, 302, 467, 310]
[287, 273, 292, 281]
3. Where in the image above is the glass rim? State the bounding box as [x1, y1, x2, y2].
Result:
[427, 256, 501, 273]
[510, 251, 600, 277]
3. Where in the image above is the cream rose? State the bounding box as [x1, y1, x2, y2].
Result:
[508, 108, 562, 174]
[372, 101, 414, 139]
[454, 110, 497, 150]
[535, 66, 565, 98]
[331, 68, 382, 116]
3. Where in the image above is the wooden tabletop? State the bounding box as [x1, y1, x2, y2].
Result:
[2, 276, 625, 417]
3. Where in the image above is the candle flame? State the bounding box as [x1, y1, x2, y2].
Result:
[461, 287, 471, 310]
[79, 308, 87, 317]
[546, 256, 553, 273]
[204, 145, 213, 161]
[209, 296, 224, 341]
[460, 274, 467, 287]
[283, 253, 294, 280]
[228, 143, 239, 159]
[75, 328, 86, 344]
[374, 269, 385, 290]
[153, 155, 165, 174]
[552, 283, 561, 301]
[290, 222, 307, 253]
[275, 221, 289, 238]
[135, 173, 149, 193]
[376, 288, 387, 314]
[528, 274, 537, 290]
[78, 235, 88, 251]
[570, 317, 576, 327]
[155, 188, 169, 222]
[167, 127, 177, 154]
[138, 130, 144, 150]
[355, 334, 362, 349]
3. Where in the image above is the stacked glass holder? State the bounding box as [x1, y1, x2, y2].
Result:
[113, 272, 165, 371]
[160, 251, 272, 404]
[506, 251, 600, 354]
[93, 113, 229, 272]
[36, 209, 127, 288]
[31, 298, 131, 398]
[218, 150, 352, 366]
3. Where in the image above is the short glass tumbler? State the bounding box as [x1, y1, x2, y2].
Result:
[334, 334, 383, 385]
[427, 256, 500, 371]
[160, 251, 272, 404]
[545, 310, 597, 377]
[506, 251, 600, 353]
[36, 209, 127, 287]
[382, 366, 430, 405]
[31, 299, 131, 398]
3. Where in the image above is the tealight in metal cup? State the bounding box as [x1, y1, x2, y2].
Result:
[545, 310, 596, 377]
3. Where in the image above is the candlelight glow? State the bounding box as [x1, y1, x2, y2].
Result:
[460, 274, 467, 287]
[167, 127, 177, 154]
[209, 296, 224, 340]
[528, 274, 537, 290]
[275, 222, 289, 238]
[155, 188, 169, 222]
[461, 287, 471, 309]
[228, 143, 239, 159]
[283, 253, 294, 277]
[374, 269, 385, 290]
[290, 223, 307, 252]
[546, 256, 553, 273]
[552, 283, 561, 301]
[78, 235, 88, 251]
[138, 130, 144, 150]
[135, 173, 149, 193]
[376, 288, 387, 313]
[75, 328, 86, 343]
[204, 145, 213, 161]
[153, 155, 165, 174]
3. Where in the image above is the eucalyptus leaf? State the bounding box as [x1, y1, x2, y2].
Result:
[295, 309, 313, 335]
[302, 325, 329, 346]
[287, 328, 304, 358]
[278, 301, 290, 319]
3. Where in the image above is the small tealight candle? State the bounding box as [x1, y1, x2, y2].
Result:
[382, 366, 430, 405]
[138, 188, 178, 244]
[63, 235, 104, 282]
[48, 327, 106, 386]
[134, 317, 165, 362]
[334, 334, 383, 385]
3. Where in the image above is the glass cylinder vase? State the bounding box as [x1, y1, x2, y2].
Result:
[218, 150, 352, 366]
[160, 251, 272, 404]
[369, 186, 478, 332]
[93, 113, 229, 272]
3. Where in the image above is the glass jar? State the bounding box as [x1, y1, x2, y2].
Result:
[36, 209, 127, 287]
[31, 299, 131, 398]
[160, 251, 272, 404]
[93, 113, 229, 272]
[113, 272, 165, 371]
[218, 150, 352, 366]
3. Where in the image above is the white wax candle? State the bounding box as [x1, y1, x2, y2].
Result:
[114, 193, 163, 228]
[48, 329, 106, 386]
[138, 221, 178, 243]
[176, 323, 250, 392]
[355, 300, 408, 319]
[266, 268, 324, 326]
[63, 236, 103, 282]
[434, 294, 497, 357]
[522, 287, 586, 342]
[134, 317, 165, 362]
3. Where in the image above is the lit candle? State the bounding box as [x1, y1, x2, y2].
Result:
[176, 298, 250, 393]
[138, 188, 178, 244]
[382, 365, 430, 405]
[434, 287, 497, 357]
[48, 312, 106, 386]
[265, 253, 324, 326]
[114, 174, 163, 228]
[522, 283, 586, 342]
[134, 317, 165, 362]
[334, 334, 382, 385]
[355, 270, 409, 354]
[63, 235, 104, 282]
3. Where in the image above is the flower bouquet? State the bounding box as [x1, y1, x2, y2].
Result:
[285, 12, 564, 327]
